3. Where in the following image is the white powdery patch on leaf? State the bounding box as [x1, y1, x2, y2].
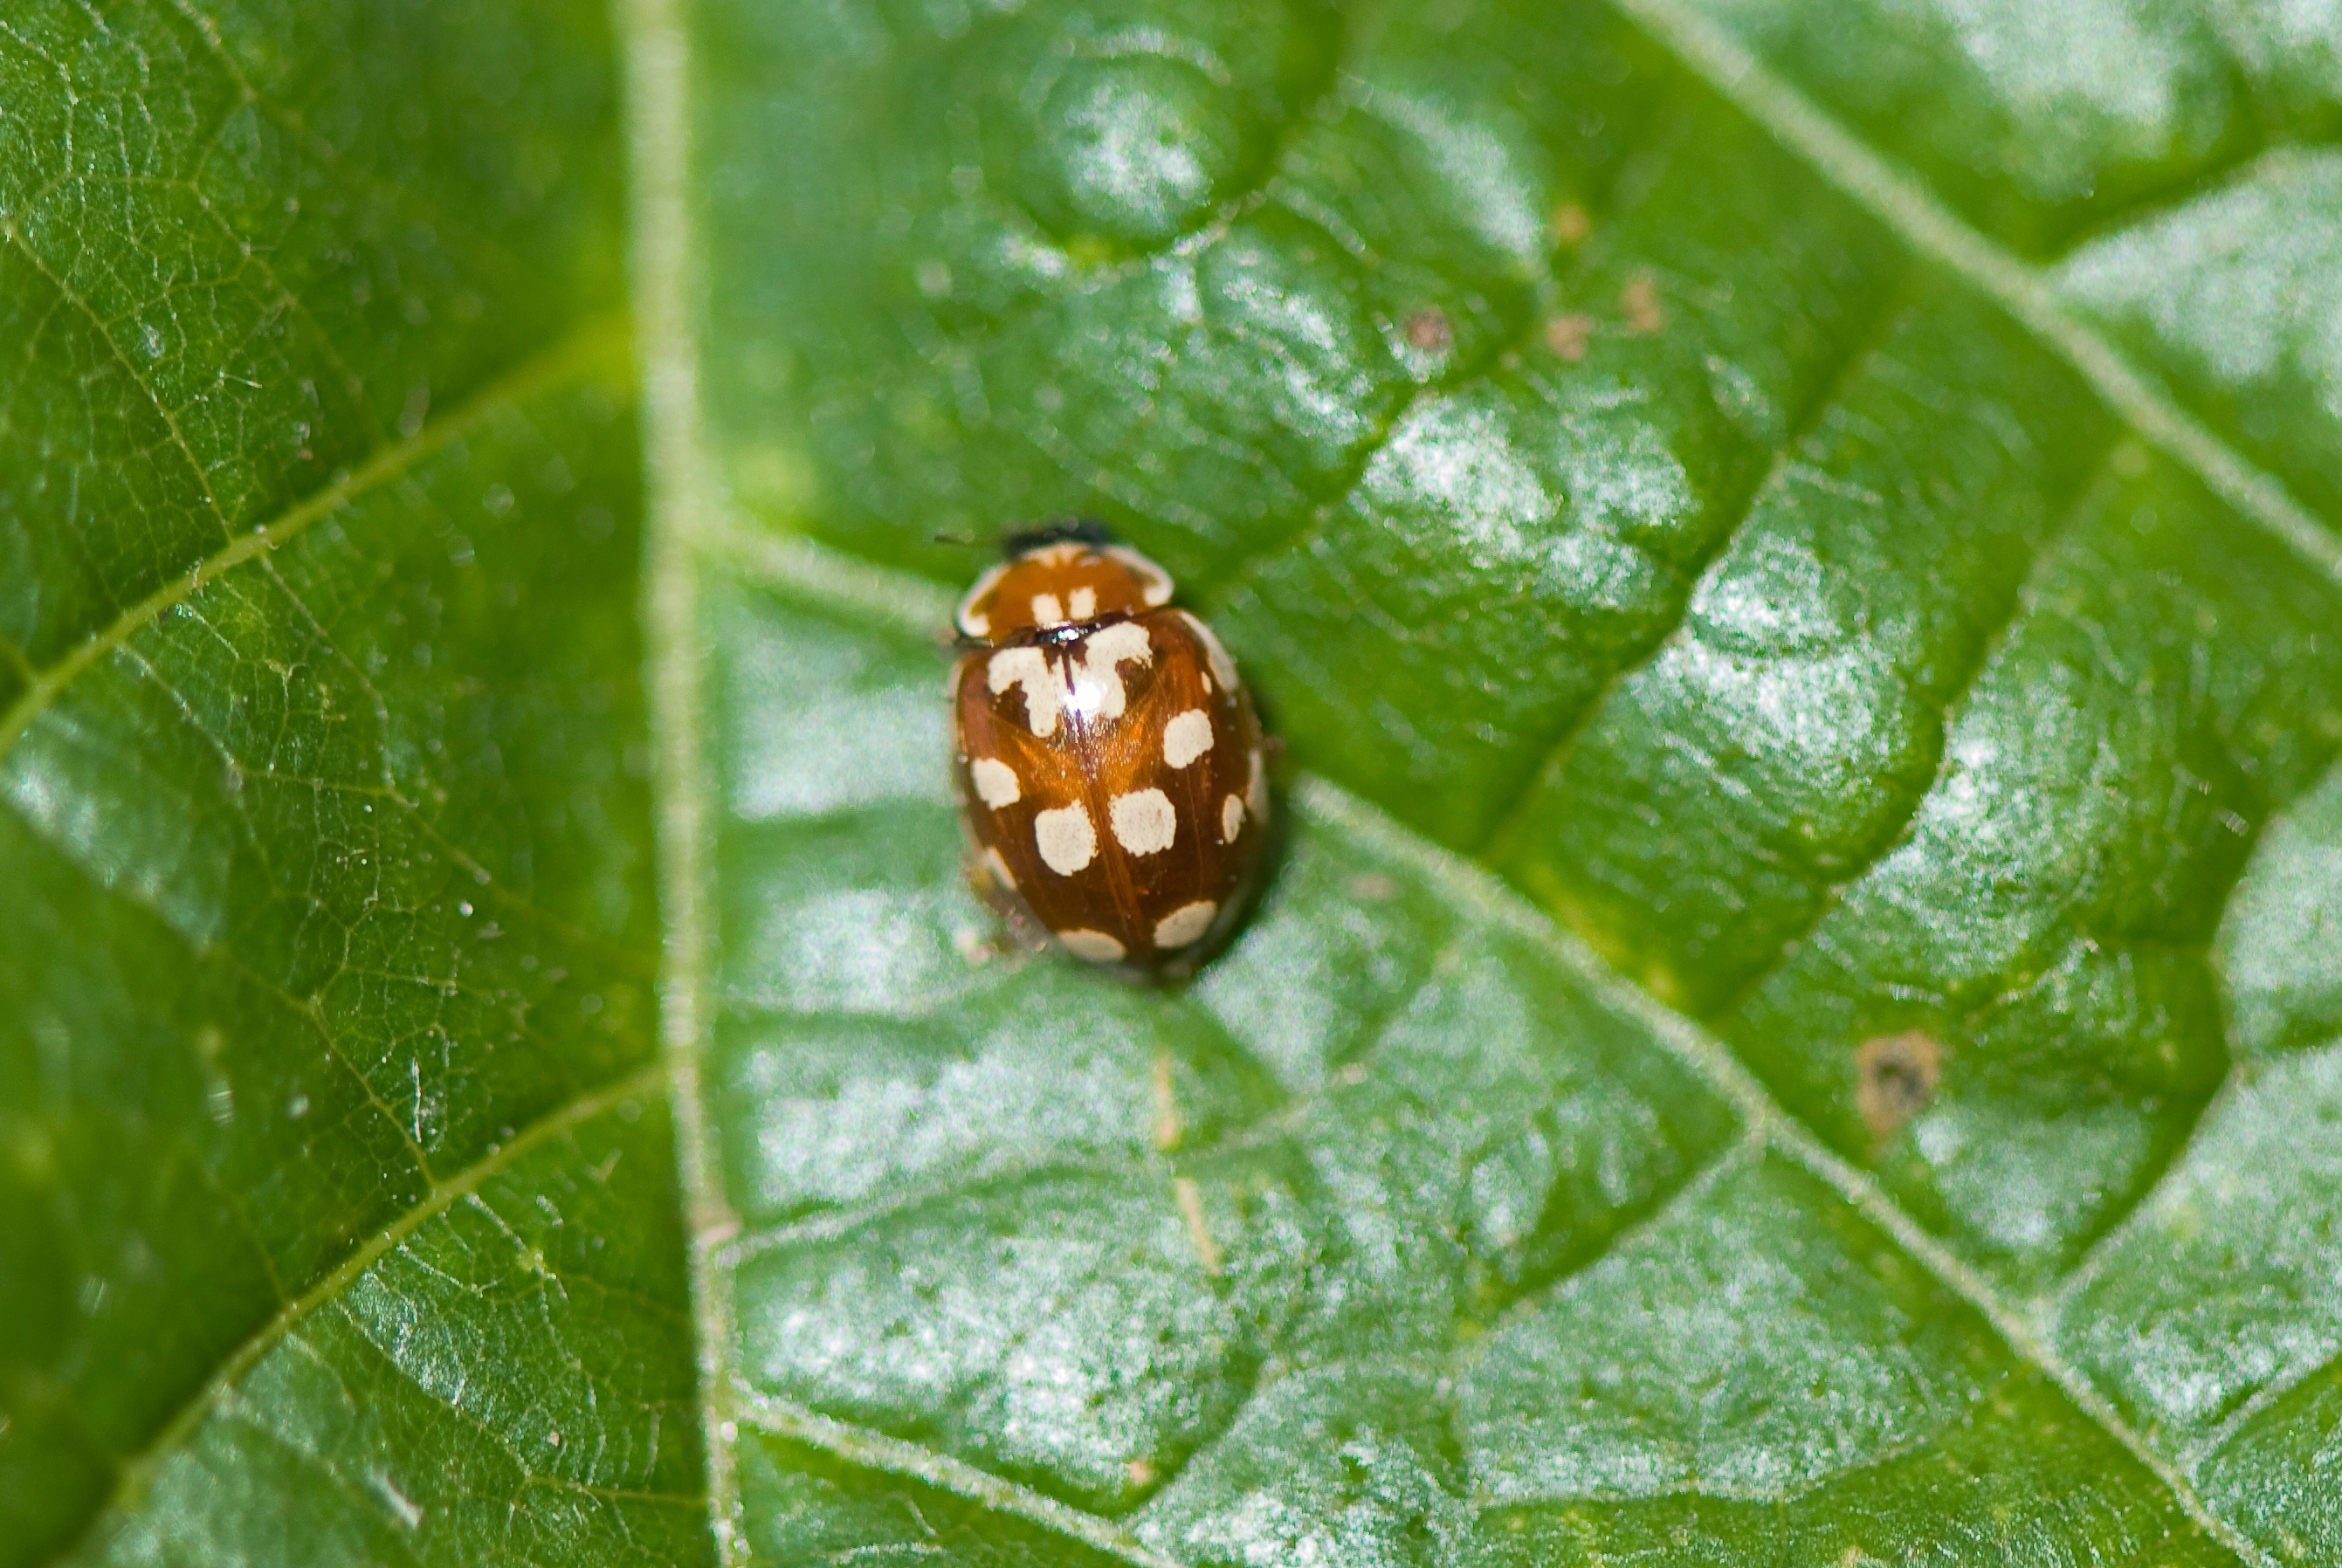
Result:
[2056, 150, 2342, 411]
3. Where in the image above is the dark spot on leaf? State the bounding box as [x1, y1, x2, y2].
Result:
[1546, 313, 1594, 361]
[1403, 307, 1452, 353]
[1856, 1031, 1940, 1141]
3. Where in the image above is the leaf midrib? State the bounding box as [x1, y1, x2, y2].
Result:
[618, 3, 748, 1566]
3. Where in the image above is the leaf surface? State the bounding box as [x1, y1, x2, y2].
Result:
[666, 0, 2342, 1558]
[0, 2, 695, 1563]
[10, 0, 2342, 1564]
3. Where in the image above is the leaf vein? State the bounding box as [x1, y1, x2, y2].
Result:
[0, 313, 630, 764]
[0, 224, 234, 543]
[1303, 775, 2275, 1568]
[619, 0, 748, 1561]
[1604, 0, 2342, 594]
[731, 1389, 1186, 1568]
[56, 1059, 669, 1563]
[1694, 433, 2130, 1025]
[1474, 259, 1921, 864]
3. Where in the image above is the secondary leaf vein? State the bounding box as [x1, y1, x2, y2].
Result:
[0, 313, 630, 764]
[1603, 0, 2342, 592]
[65, 1059, 669, 1560]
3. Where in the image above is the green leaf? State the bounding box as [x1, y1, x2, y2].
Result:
[12, 0, 2342, 1564]
[0, 1, 694, 1562]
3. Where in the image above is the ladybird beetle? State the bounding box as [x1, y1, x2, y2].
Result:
[951, 522, 1269, 976]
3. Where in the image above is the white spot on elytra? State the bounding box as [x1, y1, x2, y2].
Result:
[968, 757, 1021, 808]
[1111, 788, 1177, 856]
[1154, 900, 1216, 949]
[1069, 620, 1153, 724]
[1035, 802, 1098, 875]
[1178, 610, 1239, 692]
[1162, 709, 1214, 768]
[1068, 586, 1097, 620]
[1031, 592, 1065, 627]
[1221, 793, 1244, 844]
[990, 623, 1154, 737]
[989, 646, 1063, 737]
[1057, 928, 1126, 963]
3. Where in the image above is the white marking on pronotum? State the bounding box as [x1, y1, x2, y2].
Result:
[1161, 709, 1213, 768]
[1177, 609, 1239, 692]
[1221, 793, 1244, 844]
[1034, 802, 1098, 875]
[954, 561, 1008, 637]
[988, 646, 1063, 737]
[1110, 788, 1177, 855]
[1154, 900, 1216, 949]
[968, 757, 1021, 808]
[980, 846, 1016, 890]
[1030, 591, 1064, 627]
[1057, 928, 1126, 962]
[1106, 545, 1174, 607]
[1068, 586, 1097, 620]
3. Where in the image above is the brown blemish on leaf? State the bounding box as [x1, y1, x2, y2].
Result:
[1546, 313, 1594, 361]
[1151, 1048, 1181, 1152]
[1620, 272, 1664, 334]
[1126, 1459, 1157, 1489]
[1403, 307, 1453, 353]
[1856, 1031, 1941, 1141]
[1174, 1175, 1222, 1273]
[1347, 872, 1398, 901]
[1551, 202, 1592, 244]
